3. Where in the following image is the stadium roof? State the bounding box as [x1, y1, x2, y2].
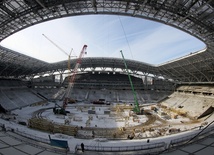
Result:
[0, 0, 214, 83]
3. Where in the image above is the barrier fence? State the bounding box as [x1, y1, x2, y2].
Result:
[170, 125, 214, 147]
[1, 121, 214, 154]
[75, 142, 166, 153]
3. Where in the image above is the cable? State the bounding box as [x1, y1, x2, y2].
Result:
[159, 119, 214, 154]
[185, 120, 214, 144]
[118, 16, 133, 59]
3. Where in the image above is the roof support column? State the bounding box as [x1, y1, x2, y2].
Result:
[60, 73, 63, 84]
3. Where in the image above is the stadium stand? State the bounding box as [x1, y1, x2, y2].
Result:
[161, 86, 214, 119]
[0, 0, 213, 154]
[0, 79, 45, 112]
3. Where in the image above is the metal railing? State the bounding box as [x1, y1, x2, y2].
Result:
[170, 125, 214, 147]
[1, 119, 214, 154]
[15, 130, 50, 144]
[75, 142, 166, 153]
[0, 124, 70, 155]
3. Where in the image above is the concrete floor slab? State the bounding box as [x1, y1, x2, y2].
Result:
[194, 146, 214, 155]
[37, 150, 63, 155]
[0, 142, 9, 149]
[0, 147, 28, 155]
[0, 136, 23, 146]
[0, 132, 6, 136]
[181, 144, 205, 153]
[199, 138, 214, 145]
[149, 150, 189, 155]
[15, 144, 44, 155]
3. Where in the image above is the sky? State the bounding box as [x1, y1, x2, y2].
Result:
[0, 15, 206, 65]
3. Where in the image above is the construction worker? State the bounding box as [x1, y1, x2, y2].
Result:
[81, 143, 84, 152]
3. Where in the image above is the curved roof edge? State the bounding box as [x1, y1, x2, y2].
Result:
[1, 45, 214, 83]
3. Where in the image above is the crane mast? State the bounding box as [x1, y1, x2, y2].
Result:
[63, 45, 87, 109]
[42, 34, 87, 113]
[120, 50, 140, 114]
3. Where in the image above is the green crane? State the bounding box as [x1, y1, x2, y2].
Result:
[120, 50, 140, 114]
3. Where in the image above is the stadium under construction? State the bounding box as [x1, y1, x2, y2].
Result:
[0, 1, 214, 155]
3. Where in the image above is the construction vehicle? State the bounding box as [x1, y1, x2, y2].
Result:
[120, 50, 141, 114]
[42, 34, 87, 115]
[53, 101, 69, 115]
[53, 45, 87, 115]
[62, 44, 88, 111]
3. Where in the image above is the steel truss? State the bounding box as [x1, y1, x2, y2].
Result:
[0, 0, 213, 83]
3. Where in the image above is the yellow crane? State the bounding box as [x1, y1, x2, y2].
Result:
[61, 45, 87, 111]
[42, 34, 87, 115]
[42, 34, 74, 79]
[42, 34, 74, 114]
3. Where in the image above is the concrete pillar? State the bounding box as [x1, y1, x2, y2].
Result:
[60, 74, 63, 84]
[145, 75, 148, 86]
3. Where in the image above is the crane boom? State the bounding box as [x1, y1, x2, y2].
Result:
[120, 50, 140, 114]
[42, 34, 87, 114]
[42, 34, 69, 56]
[42, 34, 75, 76]
[63, 45, 87, 108]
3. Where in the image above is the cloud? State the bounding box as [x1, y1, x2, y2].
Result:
[111, 24, 205, 64]
[1, 17, 85, 62]
[0, 15, 205, 64]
